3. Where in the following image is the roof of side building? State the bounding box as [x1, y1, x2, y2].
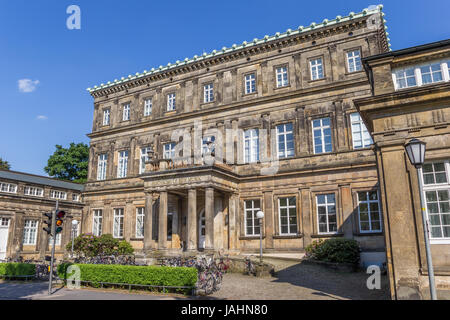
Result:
[0, 170, 84, 192]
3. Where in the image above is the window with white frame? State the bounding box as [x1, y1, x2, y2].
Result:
[394, 67, 417, 89]
[276, 66, 289, 88]
[167, 93, 176, 111]
[244, 199, 261, 236]
[243, 129, 259, 163]
[136, 207, 145, 238]
[422, 161, 450, 241]
[163, 142, 176, 160]
[103, 109, 110, 126]
[72, 194, 80, 202]
[144, 98, 152, 116]
[50, 190, 67, 200]
[279, 197, 297, 235]
[204, 83, 214, 103]
[92, 209, 103, 236]
[122, 104, 130, 121]
[393, 60, 450, 90]
[113, 208, 124, 238]
[317, 194, 337, 234]
[97, 153, 108, 181]
[346, 50, 362, 73]
[245, 73, 256, 94]
[0, 182, 17, 194]
[117, 150, 129, 178]
[49, 233, 61, 246]
[140, 147, 152, 174]
[23, 220, 38, 245]
[276, 123, 294, 159]
[312, 118, 332, 154]
[357, 191, 382, 233]
[310, 58, 324, 80]
[24, 186, 43, 197]
[420, 63, 443, 84]
[350, 113, 373, 149]
[202, 136, 216, 155]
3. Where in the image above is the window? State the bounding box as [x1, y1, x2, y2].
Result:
[103, 109, 110, 126]
[279, 197, 297, 235]
[24, 186, 43, 197]
[310, 58, 324, 80]
[347, 50, 362, 73]
[317, 194, 337, 234]
[243, 129, 259, 163]
[72, 194, 80, 202]
[167, 93, 176, 111]
[1, 218, 9, 227]
[0, 182, 17, 194]
[140, 147, 152, 174]
[97, 154, 108, 181]
[122, 104, 130, 121]
[113, 208, 124, 238]
[357, 191, 382, 233]
[202, 136, 215, 155]
[136, 207, 145, 238]
[276, 123, 294, 159]
[49, 233, 61, 246]
[163, 143, 176, 160]
[276, 66, 289, 88]
[144, 98, 152, 116]
[245, 73, 256, 94]
[50, 190, 67, 200]
[421, 63, 443, 85]
[93, 209, 103, 236]
[117, 150, 129, 178]
[394, 68, 417, 89]
[422, 161, 450, 241]
[23, 220, 38, 245]
[244, 200, 261, 236]
[204, 84, 214, 103]
[350, 113, 373, 149]
[312, 118, 332, 154]
[392, 60, 450, 90]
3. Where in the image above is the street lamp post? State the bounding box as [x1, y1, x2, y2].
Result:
[405, 138, 437, 300]
[71, 220, 79, 258]
[256, 211, 264, 263]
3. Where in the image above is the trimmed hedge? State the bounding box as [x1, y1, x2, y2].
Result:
[305, 238, 360, 264]
[57, 263, 198, 291]
[0, 263, 36, 276]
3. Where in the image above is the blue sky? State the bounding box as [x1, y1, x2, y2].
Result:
[0, 0, 449, 176]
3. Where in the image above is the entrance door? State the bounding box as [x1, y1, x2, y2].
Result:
[198, 210, 206, 249]
[0, 218, 10, 261]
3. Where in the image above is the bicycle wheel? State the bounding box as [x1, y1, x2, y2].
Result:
[204, 274, 215, 295]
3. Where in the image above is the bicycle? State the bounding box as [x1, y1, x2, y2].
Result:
[244, 256, 256, 276]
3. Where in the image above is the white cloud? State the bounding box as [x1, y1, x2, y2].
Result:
[36, 115, 48, 120]
[18, 79, 40, 93]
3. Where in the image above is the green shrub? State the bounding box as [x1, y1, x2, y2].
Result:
[305, 238, 360, 264]
[66, 233, 134, 257]
[0, 263, 35, 276]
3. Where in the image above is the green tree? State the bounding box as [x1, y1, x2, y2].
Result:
[45, 143, 89, 183]
[0, 158, 10, 170]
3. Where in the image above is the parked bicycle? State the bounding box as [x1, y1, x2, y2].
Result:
[244, 256, 256, 275]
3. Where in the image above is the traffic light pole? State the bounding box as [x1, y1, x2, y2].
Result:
[48, 200, 58, 295]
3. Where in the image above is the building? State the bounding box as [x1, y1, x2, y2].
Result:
[0, 170, 84, 261]
[355, 39, 450, 299]
[83, 5, 389, 265]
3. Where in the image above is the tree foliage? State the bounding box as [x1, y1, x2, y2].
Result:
[44, 143, 89, 183]
[0, 158, 10, 170]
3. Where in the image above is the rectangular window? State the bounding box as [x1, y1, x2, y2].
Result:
[317, 194, 337, 234]
[144, 98, 152, 116]
[117, 150, 129, 178]
[421, 63, 443, 85]
[276, 66, 289, 88]
[243, 129, 259, 163]
[279, 197, 297, 235]
[103, 109, 110, 126]
[310, 58, 324, 80]
[394, 68, 417, 89]
[276, 123, 294, 159]
[347, 50, 362, 73]
[393, 60, 450, 90]
[136, 207, 145, 238]
[422, 161, 450, 241]
[312, 118, 332, 154]
[113, 208, 124, 238]
[204, 83, 214, 103]
[24, 186, 43, 197]
[358, 191, 382, 233]
[140, 147, 152, 174]
[122, 104, 130, 121]
[0, 182, 17, 194]
[1, 218, 9, 227]
[350, 113, 373, 149]
[245, 73, 256, 94]
[202, 136, 216, 155]
[93, 209, 103, 236]
[72, 194, 80, 202]
[23, 220, 38, 245]
[50, 190, 67, 200]
[49, 233, 61, 246]
[163, 142, 176, 160]
[97, 153, 108, 180]
[167, 93, 176, 111]
[244, 200, 261, 236]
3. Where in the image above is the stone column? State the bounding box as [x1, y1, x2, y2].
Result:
[187, 189, 197, 251]
[128, 137, 137, 176]
[205, 187, 214, 250]
[339, 184, 354, 238]
[144, 192, 155, 251]
[300, 187, 313, 247]
[263, 191, 274, 249]
[103, 204, 113, 235]
[213, 194, 223, 250]
[158, 191, 168, 249]
[39, 228, 48, 259]
[124, 202, 133, 241]
[63, 215, 74, 250]
[296, 107, 309, 156]
[171, 195, 180, 249]
[334, 101, 347, 152]
[228, 193, 237, 250]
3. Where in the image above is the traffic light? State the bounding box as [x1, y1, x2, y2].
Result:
[55, 211, 66, 234]
[43, 212, 53, 235]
